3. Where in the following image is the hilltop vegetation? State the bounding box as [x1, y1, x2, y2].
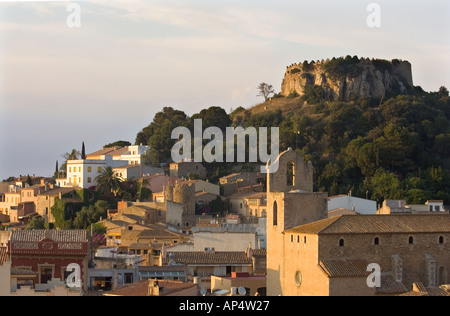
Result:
[136, 83, 450, 205]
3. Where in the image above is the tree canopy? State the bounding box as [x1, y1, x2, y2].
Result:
[133, 85, 450, 204]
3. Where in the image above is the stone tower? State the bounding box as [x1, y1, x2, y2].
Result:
[164, 182, 196, 216]
[266, 148, 328, 296]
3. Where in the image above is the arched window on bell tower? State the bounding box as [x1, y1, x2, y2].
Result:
[287, 161, 295, 187]
[273, 201, 278, 226]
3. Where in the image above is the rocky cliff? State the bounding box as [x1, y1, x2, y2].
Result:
[281, 57, 414, 102]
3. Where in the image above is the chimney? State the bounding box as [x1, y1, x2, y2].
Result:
[193, 277, 202, 294]
[246, 247, 253, 259]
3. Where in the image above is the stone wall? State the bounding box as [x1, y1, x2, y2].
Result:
[319, 232, 450, 290]
[281, 58, 413, 102]
[266, 148, 313, 193]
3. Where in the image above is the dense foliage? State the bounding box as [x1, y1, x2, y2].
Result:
[135, 86, 450, 205]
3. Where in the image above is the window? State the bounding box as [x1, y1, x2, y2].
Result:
[287, 161, 295, 186]
[439, 236, 445, 244]
[297, 236, 300, 243]
[304, 236, 307, 244]
[69, 167, 72, 172]
[439, 267, 448, 286]
[273, 201, 278, 226]
[87, 178, 92, 184]
[408, 236, 414, 245]
[124, 273, 134, 284]
[291, 235, 294, 243]
[374, 237, 380, 245]
[339, 239, 345, 247]
[295, 271, 302, 287]
[87, 167, 92, 172]
[79, 167, 81, 172]
[98, 167, 102, 173]
[40, 266, 53, 284]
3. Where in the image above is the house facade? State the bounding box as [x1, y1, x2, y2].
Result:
[57, 145, 150, 189]
[9, 230, 90, 291]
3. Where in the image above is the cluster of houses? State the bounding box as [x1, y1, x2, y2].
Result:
[0, 145, 449, 296]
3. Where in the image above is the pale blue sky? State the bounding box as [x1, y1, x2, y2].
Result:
[0, 0, 449, 180]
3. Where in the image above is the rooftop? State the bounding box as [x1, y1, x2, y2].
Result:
[113, 164, 142, 170]
[374, 274, 409, 295]
[86, 146, 129, 158]
[285, 214, 450, 235]
[164, 251, 253, 265]
[105, 280, 196, 297]
[37, 187, 76, 197]
[319, 259, 370, 278]
[220, 173, 241, 180]
[10, 230, 89, 243]
[0, 247, 8, 265]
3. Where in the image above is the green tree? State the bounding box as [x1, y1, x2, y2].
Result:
[104, 140, 132, 148]
[51, 198, 74, 229]
[191, 106, 232, 132]
[364, 168, 403, 202]
[406, 189, 430, 204]
[26, 175, 33, 187]
[95, 167, 123, 197]
[136, 178, 152, 201]
[301, 85, 327, 105]
[60, 149, 81, 174]
[136, 107, 188, 151]
[2, 177, 15, 183]
[73, 201, 110, 229]
[26, 217, 45, 230]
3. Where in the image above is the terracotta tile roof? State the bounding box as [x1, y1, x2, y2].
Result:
[113, 165, 141, 170]
[138, 226, 188, 239]
[220, 173, 241, 179]
[10, 268, 37, 276]
[86, 146, 129, 158]
[0, 247, 8, 265]
[286, 214, 450, 235]
[245, 193, 267, 200]
[319, 259, 370, 278]
[38, 187, 76, 197]
[105, 280, 196, 296]
[61, 197, 84, 204]
[252, 249, 267, 257]
[138, 265, 191, 274]
[374, 274, 408, 294]
[399, 284, 450, 296]
[10, 230, 89, 243]
[128, 243, 151, 249]
[164, 251, 253, 265]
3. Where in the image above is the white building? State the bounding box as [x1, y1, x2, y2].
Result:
[328, 195, 377, 215]
[57, 145, 150, 189]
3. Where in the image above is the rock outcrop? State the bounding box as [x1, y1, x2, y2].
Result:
[281, 57, 414, 102]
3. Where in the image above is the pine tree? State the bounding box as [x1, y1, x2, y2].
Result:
[54, 161, 59, 178]
[81, 142, 86, 160]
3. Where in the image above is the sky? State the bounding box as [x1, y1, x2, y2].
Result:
[0, 0, 449, 180]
